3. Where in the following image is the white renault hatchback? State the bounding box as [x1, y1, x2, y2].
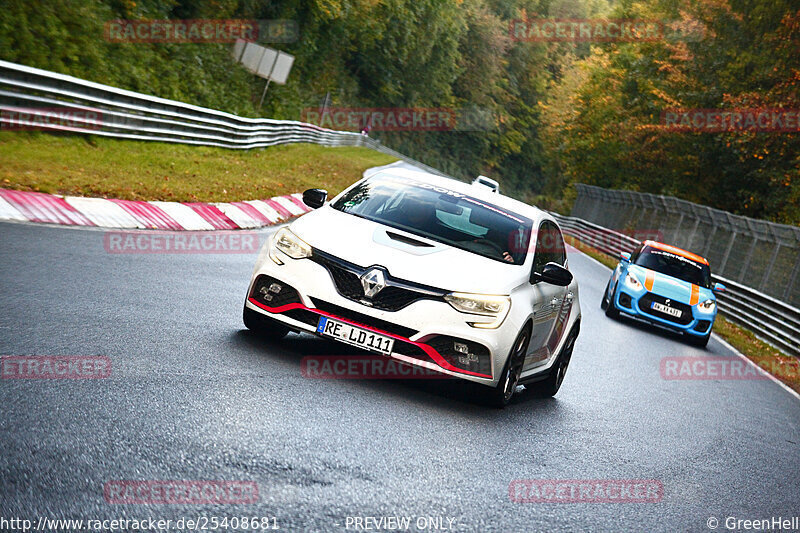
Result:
[244, 168, 581, 406]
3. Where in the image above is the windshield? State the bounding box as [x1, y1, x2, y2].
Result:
[331, 175, 532, 264]
[634, 247, 711, 288]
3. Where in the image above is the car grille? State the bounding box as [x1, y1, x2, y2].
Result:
[391, 342, 429, 361]
[309, 298, 419, 339]
[310, 248, 446, 312]
[284, 308, 320, 328]
[266, 296, 487, 377]
[638, 293, 693, 325]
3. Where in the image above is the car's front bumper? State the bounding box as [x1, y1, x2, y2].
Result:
[245, 247, 526, 387]
[613, 285, 715, 337]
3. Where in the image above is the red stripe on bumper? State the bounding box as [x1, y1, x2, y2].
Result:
[247, 297, 492, 379]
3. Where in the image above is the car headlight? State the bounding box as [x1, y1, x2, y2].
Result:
[444, 292, 511, 329]
[624, 273, 643, 291]
[697, 299, 716, 313]
[272, 227, 311, 261]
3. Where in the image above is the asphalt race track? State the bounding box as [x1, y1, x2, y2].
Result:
[1, 220, 798, 532]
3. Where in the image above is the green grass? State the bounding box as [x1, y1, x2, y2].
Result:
[0, 132, 396, 202]
[564, 235, 800, 394]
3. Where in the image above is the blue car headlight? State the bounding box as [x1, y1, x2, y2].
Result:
[624, 273, 643, 291]
[697, 299, 716, 313]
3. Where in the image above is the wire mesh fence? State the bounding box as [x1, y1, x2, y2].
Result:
[571, 184, 800, 308]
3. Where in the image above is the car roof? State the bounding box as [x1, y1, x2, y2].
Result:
[642, 240, 709, 265]
[369, 167, 545, 223]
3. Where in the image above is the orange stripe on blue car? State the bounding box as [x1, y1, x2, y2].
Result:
[645, 271, 655, 291]
[690, 284, 700, 305]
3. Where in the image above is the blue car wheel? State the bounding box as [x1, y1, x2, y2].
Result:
[601, 280, 611, 310]
[605, 281, 620, 319]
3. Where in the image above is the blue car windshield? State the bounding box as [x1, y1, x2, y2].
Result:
[331, 175, 533, 264]
[635, 248, 711, 288]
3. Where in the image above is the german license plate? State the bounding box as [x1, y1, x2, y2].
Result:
[651, 301, 682, 317]
[316, 316, 394, 355]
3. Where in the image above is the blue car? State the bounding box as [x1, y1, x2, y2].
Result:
[601, 240, 726, 347]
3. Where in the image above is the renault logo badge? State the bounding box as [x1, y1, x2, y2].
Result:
[360, 268, 386, 298]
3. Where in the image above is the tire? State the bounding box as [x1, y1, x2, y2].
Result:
[605, 284, 620, 319]
[243, 305, 289, 340]
[600, 280, 611, 310]
[487, 325, 531, 408]
[687, 331, 710, 348]
[530, 325, 579, 398]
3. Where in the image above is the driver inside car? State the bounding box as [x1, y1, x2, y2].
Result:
[468, 210, 518, 264]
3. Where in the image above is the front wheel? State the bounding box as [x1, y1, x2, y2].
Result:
[605, 284, 620, 319]
[530, 325, 579, 398]
[600, 280, 611, 310]
[487, 326, 531, 408]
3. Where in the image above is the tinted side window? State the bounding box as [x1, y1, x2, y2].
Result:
[532, 222, 557, 273]
[532, 224, 549, 274]
[533, 222, 567, 276]
[548, 222, 566, 266]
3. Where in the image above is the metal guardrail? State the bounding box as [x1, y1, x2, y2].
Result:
[551, 212, 800, 358]
[0, 58, 442, 179]
[0, 60, 368, 149]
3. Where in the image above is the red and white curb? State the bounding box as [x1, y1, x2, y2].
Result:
[0, 188, 311, 230]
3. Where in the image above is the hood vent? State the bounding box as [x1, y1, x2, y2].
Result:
[386, 231, 434, 248]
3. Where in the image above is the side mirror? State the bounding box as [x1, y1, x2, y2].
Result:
[620, 252, 631, 262]
[531, 262, 573, 286]
[713, 282, 726, 293]
[302, 188, 328, 209]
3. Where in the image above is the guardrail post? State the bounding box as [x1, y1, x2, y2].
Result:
[759, 243, 782, 292]
[674, 213, 684, 245]
[738, 237, 758, 283]
[785, 249, 800, 303]
[687, 218, 700, 249]
[718, 231, 737, 275]
[702, 225, 718, 259]
[590, 196, 603, 223]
